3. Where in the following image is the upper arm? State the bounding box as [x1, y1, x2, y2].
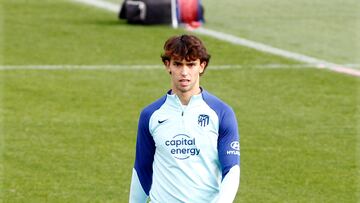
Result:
[217, 107, 240, 178]
[134, 110, 156, 195]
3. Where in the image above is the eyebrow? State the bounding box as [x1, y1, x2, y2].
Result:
[173, 61, 197, 65]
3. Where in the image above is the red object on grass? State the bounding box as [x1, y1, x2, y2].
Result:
[179, 0, 199, 24]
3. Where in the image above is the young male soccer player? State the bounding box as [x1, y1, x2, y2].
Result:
[129, 34, 240, 203]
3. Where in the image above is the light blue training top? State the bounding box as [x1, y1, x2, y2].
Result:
[132, 88, 240, 203]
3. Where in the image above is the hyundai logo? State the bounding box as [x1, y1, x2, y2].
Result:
[230, 141, 239, 151]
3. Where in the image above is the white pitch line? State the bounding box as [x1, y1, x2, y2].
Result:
[69, 0, 360, 77]
[344, 64, 360, 68]
[193, 28, 360, 77]
[71, 0, 120, 13]
[0, 64, 160, 70]
[0, 64, 318, 71]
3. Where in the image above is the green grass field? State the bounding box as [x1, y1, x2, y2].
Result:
[204, 0, 360, 64]
[1, 0, 359, 202]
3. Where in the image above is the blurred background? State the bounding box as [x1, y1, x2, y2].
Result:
[0, 0, 359, 202]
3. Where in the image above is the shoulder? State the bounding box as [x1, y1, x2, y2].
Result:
[140, 94, 167, 119]
[201, 89, 234, 116]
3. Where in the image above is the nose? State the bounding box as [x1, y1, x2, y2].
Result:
[181, 66, 189, 76]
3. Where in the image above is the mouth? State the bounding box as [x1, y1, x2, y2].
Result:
[179, 79, 190, 87]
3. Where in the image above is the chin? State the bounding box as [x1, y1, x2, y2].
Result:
[177, 87, 191, 93]
[179, 88, 189, 93]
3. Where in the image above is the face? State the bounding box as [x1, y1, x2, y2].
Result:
[165, 58, 206, 96]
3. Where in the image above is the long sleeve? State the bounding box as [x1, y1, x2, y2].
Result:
[202, 90, 241, 202]
[129, 96, 166, 202]
[211, 95, 240, 202]
[129, 108, 157, 202]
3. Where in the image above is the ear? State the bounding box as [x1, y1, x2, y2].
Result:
[199, 61, 206, 74]
[164, 60, 171, 74]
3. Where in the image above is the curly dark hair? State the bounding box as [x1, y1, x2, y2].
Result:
[161, 34, 211, 75]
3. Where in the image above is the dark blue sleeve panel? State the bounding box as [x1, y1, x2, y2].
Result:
[202, 90, 240, 178]
[134, 95, 167, 195]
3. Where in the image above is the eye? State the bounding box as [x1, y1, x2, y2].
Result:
[173, 62, 181, 67]
[188, 63, 196, 67]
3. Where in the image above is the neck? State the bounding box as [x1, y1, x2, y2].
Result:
[172, 87, 201, 105]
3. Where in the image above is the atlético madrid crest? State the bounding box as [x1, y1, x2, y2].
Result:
[198, 114, 209, 127]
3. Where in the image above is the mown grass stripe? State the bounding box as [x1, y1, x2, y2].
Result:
[69, 0, 360, 77]
[0, 64, 322, 71]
